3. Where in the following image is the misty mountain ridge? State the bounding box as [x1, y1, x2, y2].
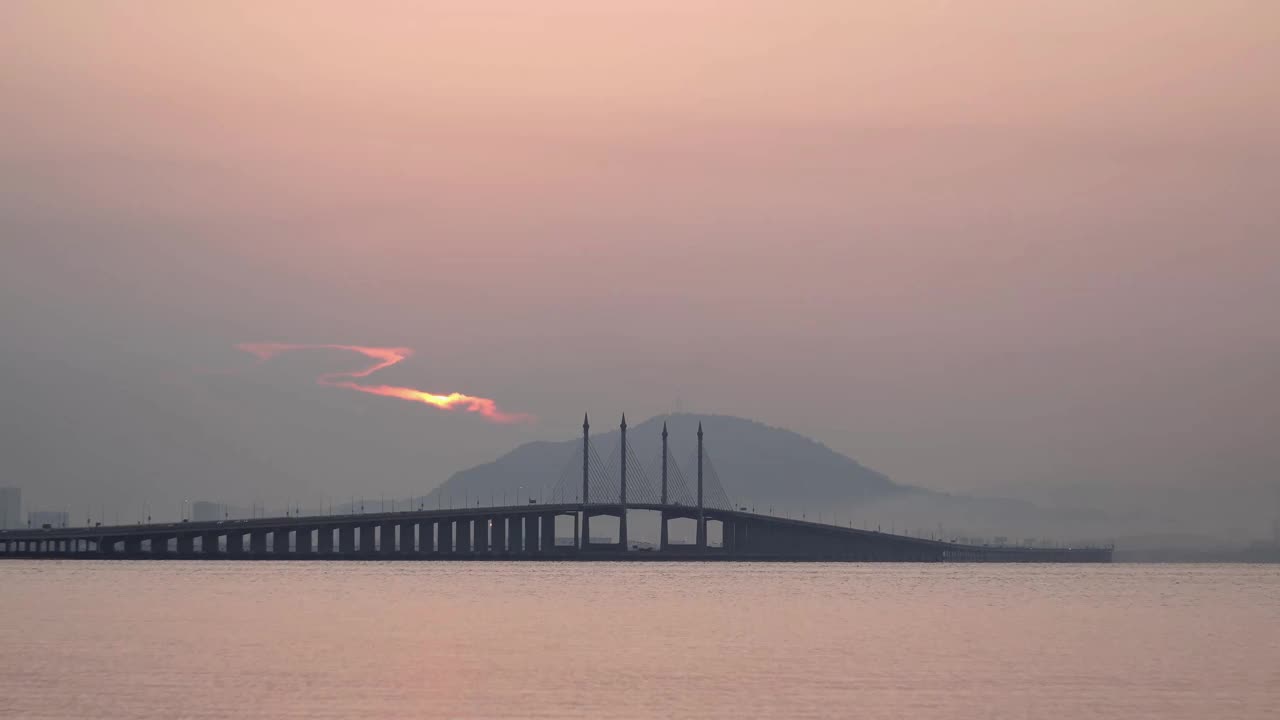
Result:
[430, 413, 897, 506]
[427, 413, 1116, 541]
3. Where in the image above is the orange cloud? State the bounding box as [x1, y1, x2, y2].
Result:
[237, 343, 530, 424]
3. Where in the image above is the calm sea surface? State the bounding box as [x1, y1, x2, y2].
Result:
[1, 561, 1276, 719]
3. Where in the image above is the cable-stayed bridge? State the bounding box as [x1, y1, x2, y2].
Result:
[0, 415, 1111, 562]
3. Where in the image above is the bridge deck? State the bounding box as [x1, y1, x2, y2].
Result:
[0, 503, 1111, 563]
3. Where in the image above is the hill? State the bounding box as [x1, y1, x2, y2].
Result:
[428, 413, 900, 508]
[424, 413, 1118, 543]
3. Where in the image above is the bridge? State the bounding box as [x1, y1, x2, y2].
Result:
[0, 416, 1111, 562]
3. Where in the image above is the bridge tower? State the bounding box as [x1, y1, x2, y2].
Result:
[581, 413, 590, 549]
[660, 421, 669, 551]
[619, 414, 628, 551]
[697, 422, 706, 551]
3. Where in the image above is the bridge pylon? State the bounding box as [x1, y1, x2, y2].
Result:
[697, 421, 706, 551]
[581, 413, 590, 550]
[660, 421, 669, 551]
[619, 413, 628, 551]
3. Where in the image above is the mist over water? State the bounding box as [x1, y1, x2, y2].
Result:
[2, 561, 1276, 719]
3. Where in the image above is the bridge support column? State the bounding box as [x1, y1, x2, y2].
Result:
[539, 514, 555, 552]
[317, 527, 333, 555]
[177, 535, 195, 555]
[152, 537, 170, 556]
[273, 529, 291, 555]
[228, 532, 245, 556]
[455, 519, 472, 554]
[250, 530, 267, 555]
[296, 528, 313, 554]
[359, 525, 375, 555]
[508, 515, 524, 553]
[124, 537, 142, 555]
[339, 526, 355, 554]
[418, 521, 433, 553]
[380, 522, 396, 555]
[492, 516, 506, 553]
[202, 532, 219, 555]
[399, 522, 415, 553]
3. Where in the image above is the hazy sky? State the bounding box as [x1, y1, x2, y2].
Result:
[2, 2, 1277, 533]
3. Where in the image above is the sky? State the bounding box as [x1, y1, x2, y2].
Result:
[2, 2, 1277, 536]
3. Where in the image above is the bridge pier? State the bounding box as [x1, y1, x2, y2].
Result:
[250, 530, 267, 556]
[338, 526, 354, 554]
[536, 514, 553, 553]
[297, 528, 313, 554]
[398, 522, 414, 553]
[359, 525, 375, 555]
[318, 527, 334, 555]
[177, 534, 194, 555]
[492, 516, 506, 553]
[475, 518, 486, 553]
[424, 517, 440, 550]
[273, 529, 291, 555]
[455, 519, 471, 554]
[508, 515, 524, 553]
[380, 522, 396, 555]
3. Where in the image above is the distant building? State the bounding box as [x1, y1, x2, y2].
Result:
[28, 510, 69, 528]
[191, 501, 227, 522]
[0, 488, 19, 529]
